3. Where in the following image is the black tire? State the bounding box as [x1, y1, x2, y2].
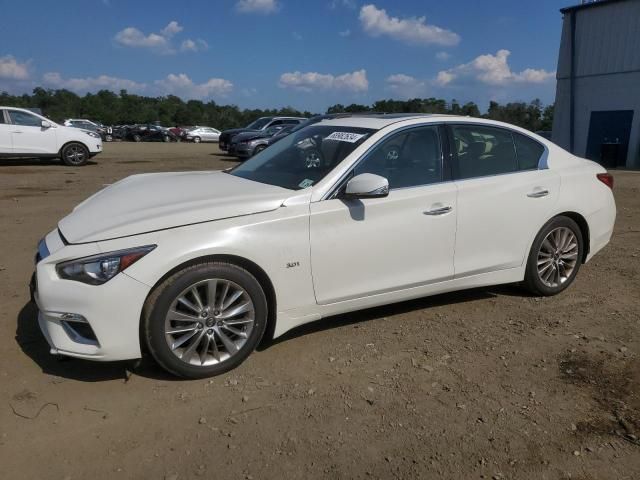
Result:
[163, 135, 170, 143]
[144, 262, 268, 379]
[193, 136, 201, 143]
[252, 145, 267, 156]
[133, 134, 142, 142]
[523, 216, 584, 296]
[60, 142, 90, 166]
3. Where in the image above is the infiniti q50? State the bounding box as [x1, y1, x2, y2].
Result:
[31, 114, 616, 378]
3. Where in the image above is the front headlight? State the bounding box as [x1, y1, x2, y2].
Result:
[85, 131, 101, 138]
[56, 246, 156, 285]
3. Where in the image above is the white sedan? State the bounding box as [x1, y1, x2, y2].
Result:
[186, 127, 221, 143]
[32, 115, 616, 378]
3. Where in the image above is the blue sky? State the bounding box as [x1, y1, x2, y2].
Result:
[0, 0, 570, 112]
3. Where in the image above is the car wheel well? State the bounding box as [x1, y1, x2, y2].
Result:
[554, 212, 590, 263]
[140, 254, 278, 353]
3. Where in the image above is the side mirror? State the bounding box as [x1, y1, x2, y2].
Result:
[41, 120, 52, 129]
[345, 173, 389, 199]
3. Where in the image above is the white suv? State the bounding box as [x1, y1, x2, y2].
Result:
[0, 107, 102, 166]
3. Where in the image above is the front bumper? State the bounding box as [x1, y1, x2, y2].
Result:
[31, 231, 151, 361]
[233, 143, 252, 158]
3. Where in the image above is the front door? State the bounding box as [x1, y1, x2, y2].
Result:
[7, 109, 58, 155]
[310, 125, 457, 304]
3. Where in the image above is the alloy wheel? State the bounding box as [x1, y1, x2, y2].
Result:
[164, 279, 255, 366]
[64, 145, 86, 165]
[537, 227, 579, 288]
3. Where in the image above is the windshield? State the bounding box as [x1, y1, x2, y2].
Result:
[246, 117, 272, 130]
[229, 125, 375, 190]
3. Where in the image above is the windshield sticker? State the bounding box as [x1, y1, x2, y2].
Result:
[298, 179, 315, 189]
[325, 131, 366, 143]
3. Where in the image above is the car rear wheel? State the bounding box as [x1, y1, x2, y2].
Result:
[133, 134, 142, 142]
[144, 262, 268, 379]
[523, 216, 584, 296]
[163, 135, 170, 143]
[61, 143, 89, 166]
[193, 136, 201, 143]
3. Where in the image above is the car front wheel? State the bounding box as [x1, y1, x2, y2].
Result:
[144, 262, 268, 378]
[61, 143, 89, 166]
[193, 136, 201, 143]
[523, 216, 584, 296]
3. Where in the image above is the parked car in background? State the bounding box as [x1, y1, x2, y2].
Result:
[64, 118, 113, 142]
[0, 107, 102, 166]
[124, 124, 178, 142]
[218, 116, 307, 152]
[186, 126, 221, 143]
[31, 114, 616, 378]
[230, 124, 294, 158]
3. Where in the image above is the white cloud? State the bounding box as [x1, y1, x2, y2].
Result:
[435, 49, 555, 87]
[161, 21, 183, 37]
[154, 73, 233, 99]
[114, 21, 204, 54]
[0, 55, 29, 80]
[236, 0, 280, 14]
[359, 4, 460, 47]
[42, 72, 146, 93]
[435, 51, 451, 61]
[329, 0, 356, 9]
[435, 71, 456, 87]
[339, 29, 352, 37]
[386, 73, 427, 98]
[114, 27, 170, 51]
[180, 39, 209, 52]
[279, 69, 368, 93]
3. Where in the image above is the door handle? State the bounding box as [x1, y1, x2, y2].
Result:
[527, 189, 549, 198]
[12, 131, 23, 134]
[424, 206, 453, 216]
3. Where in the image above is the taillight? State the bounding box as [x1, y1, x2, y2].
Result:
[597, 173, 614, 190]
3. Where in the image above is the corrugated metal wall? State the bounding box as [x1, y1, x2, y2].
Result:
[558, 0, 640, 79]
[553, 0, 640, 168]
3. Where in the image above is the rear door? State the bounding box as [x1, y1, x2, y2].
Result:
[449, 124, 560, 277]
[8, 109, 58, 155]
[0, 109, 12, 153]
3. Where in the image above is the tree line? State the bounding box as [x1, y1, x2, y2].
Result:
[0, 88, 554, 132]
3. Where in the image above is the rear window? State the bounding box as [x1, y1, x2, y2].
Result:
[514, 133, 545, 170]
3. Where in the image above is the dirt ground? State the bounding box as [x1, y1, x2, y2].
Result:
[0, 142, 639, 480]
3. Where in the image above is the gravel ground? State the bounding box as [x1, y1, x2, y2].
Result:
[0, 142, 639, 479]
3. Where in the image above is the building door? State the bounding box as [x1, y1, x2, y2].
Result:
[586, 110, 634, 168]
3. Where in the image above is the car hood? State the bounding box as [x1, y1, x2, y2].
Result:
[221, 128, 259, 138]
[233, 131, 270, 142]
[58, 171, 291, 243]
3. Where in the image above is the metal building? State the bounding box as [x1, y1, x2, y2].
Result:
[552, 0, 640, 168]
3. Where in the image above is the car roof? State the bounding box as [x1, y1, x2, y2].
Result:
[315, 113, 457, 129]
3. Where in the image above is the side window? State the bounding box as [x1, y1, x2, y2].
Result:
[354, 126, 442, 189]
[452, 125, 517, 180]
[0, 110, 6, 124]
[514, 132, 545, 170]
[8, 110, 42, 127]
[268, 120, 283, 127]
